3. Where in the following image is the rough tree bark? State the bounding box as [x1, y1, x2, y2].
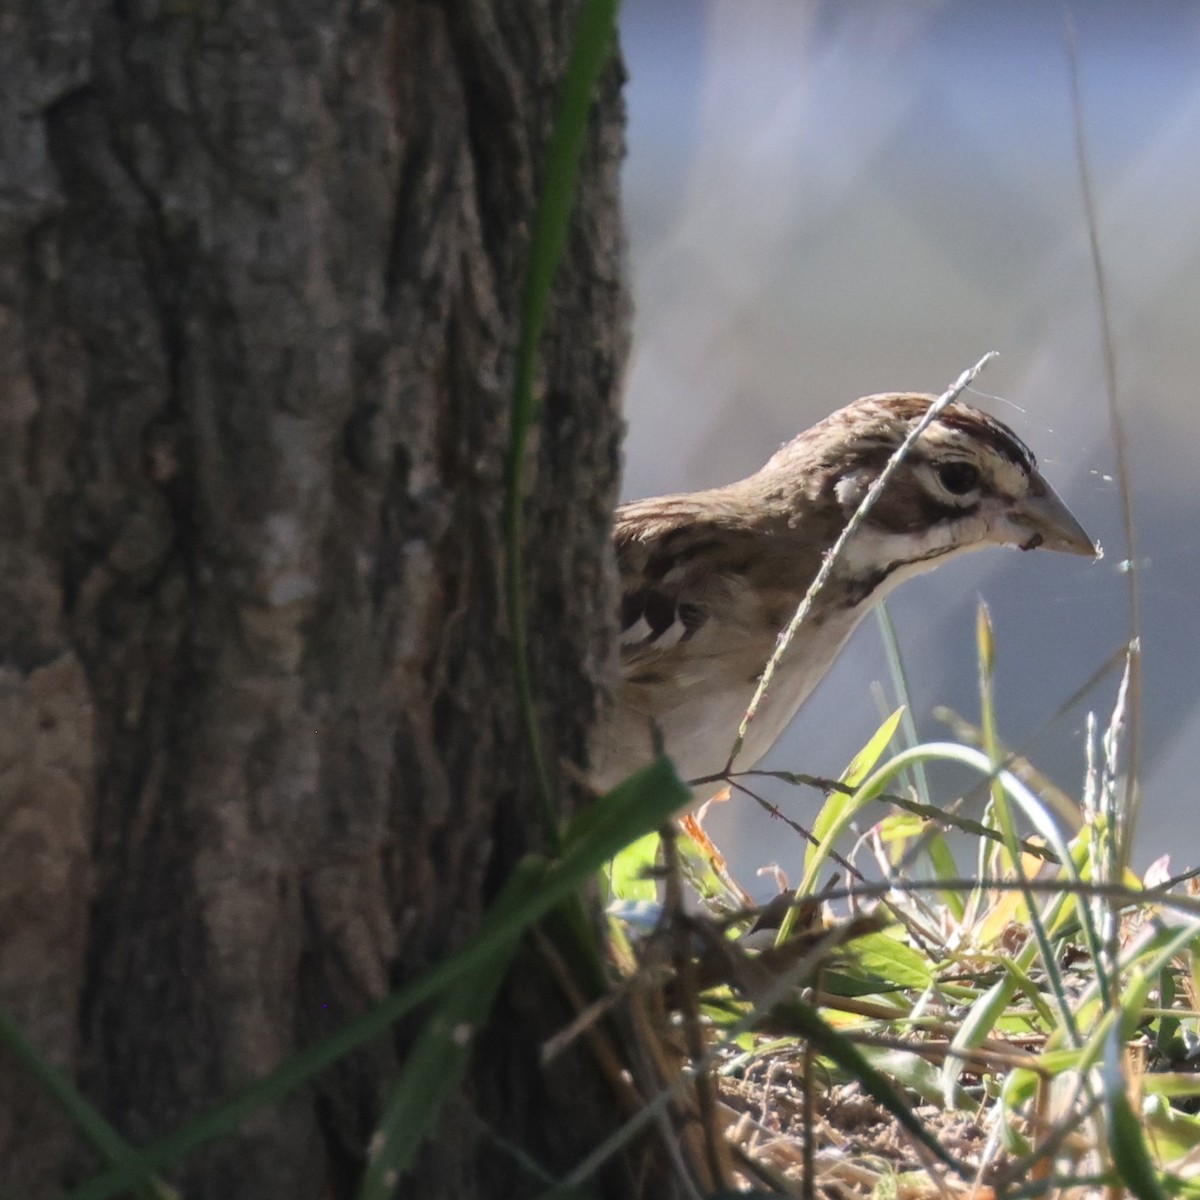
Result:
[0, 2, 653, 1196]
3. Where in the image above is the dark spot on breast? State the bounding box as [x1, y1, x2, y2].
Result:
[643, 589, 677, 639]
[620, 587, 683, 643]
[624, 590, 705, 648]
[620, 589, 647, 633]
[678, 602, 706, 635]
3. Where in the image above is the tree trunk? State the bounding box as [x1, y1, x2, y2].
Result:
[0, 2, 649, 1196]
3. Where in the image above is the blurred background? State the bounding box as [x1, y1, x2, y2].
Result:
[618, 0, 1200, 889]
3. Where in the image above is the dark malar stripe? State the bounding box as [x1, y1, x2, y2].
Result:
[839, 544, 958, 607]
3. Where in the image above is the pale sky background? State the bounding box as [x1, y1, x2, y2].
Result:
[619, 0, 1200, 890]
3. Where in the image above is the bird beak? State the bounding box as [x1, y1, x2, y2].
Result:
[1002, 474, 1098, 557]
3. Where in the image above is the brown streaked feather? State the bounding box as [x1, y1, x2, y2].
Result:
[614, 493, 832, 696]
[760, 393, 1036, 487]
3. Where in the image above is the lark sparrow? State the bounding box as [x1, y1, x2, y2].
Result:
[592, 392, 1096, 800]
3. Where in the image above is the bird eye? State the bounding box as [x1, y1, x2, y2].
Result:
[936, 461, 981, 496]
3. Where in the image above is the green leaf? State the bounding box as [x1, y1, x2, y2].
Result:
[842, 707, 906, 790]
[608, 832, 660, 903]
[1143, 1098, 1200, 1174]
[1109, 1084, 1169, 1200]
[941, 974, 1016, 1106]
[804, 707, 903, 874]
[859, 1045, 970, 1109]
[852, 930, 934, 991]
[793, 708, 905, 910]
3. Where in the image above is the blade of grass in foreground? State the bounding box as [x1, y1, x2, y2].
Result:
[357, 858, 547, 1199]
[0, 1007, 172, 1200]
[67, 759, 689, 1200]
[873, 604, 933, 810]
[874, 603, 961, 918]
[792, 708, 904, 908]
[504, 0, 620, 841]
[1105, 1024, 1170, 1200]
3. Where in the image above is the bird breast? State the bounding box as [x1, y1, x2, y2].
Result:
[593, 598, 868, 802]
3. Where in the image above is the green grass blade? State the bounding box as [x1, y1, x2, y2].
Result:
[975, 602, 1006, 874]
[504, 0, 620, 840]
[357, 4, 630, 1179]
[973, 604, 1084, 1045]
[1106, 1026, 1169, 1200]
[859, 1045, 971, 1109]
[941, 973, 1017, 1106]
[68, 759, 689, 1200]
[797, 708, 904, 900]
[873, 602, 932, 809]
[359, 975, 507, 1199]
[841, 708, 906, 792]
[0, 1007, 172, 1200]
[358, 860, 547, 1198]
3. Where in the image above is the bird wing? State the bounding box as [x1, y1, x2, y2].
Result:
[613, 495, 770, 701]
